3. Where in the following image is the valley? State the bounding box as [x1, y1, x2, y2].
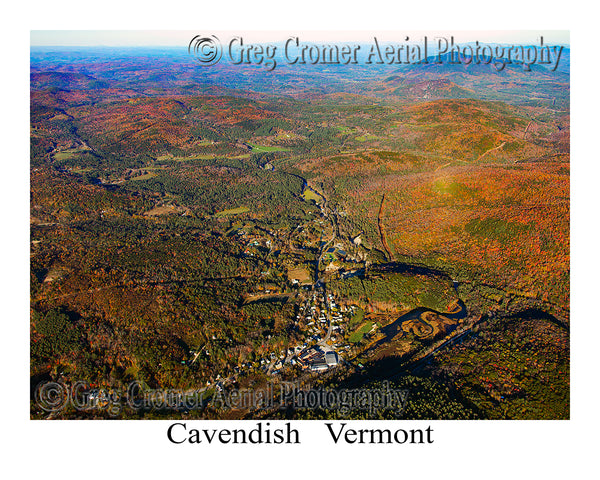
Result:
[30, 46, 570, 420]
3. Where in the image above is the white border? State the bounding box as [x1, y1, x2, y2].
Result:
[5, 0, 599, 477]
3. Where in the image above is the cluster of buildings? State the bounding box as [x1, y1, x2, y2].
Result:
[296, 346, 339, 372]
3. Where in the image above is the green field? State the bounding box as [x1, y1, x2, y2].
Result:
[348, 321, 374, 343]
[348, 307, 364, 330]
[157, 154, 216, 162]
[70, 167, 93, 174]
[355, 134, 379, 142]
[248, 143, 289, 153]
[214, 206, 250, 217]
[131, 171, 158, 181]
[157, 153, 252, 163]
[53, 149, 82, 161]
[302, 188, 321, 203]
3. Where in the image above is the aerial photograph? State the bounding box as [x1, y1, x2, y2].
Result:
[30, 31, 570, 420]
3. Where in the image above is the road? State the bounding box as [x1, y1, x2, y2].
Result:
[377, 194, 393, 262]
[476, 141, 506, 162]
[317, 295, 333, 347]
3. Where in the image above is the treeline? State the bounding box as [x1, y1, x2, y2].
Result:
[328, 272, 457, 312]
[426, 314, 569, 419]
[275, 376, 479, 420]
[123, 167, 306, 218]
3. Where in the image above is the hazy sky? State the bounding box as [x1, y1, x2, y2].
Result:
[31, 30, 570, 47]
